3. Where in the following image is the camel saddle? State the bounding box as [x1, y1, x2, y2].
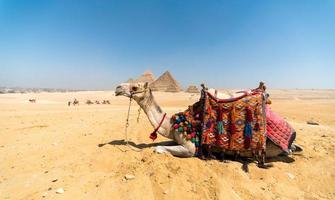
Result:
[201, 90, 267, 153]
[172, 85, 295, 157]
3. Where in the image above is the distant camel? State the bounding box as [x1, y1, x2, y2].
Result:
[29, 99, 36, 103]
[102, 100, 110, 104]
[95, 100, 100, 104]
[86, 100, 93, 105]
[73, 99, 79, 106]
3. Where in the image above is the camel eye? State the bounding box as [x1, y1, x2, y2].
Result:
[132, 86, 138, 91]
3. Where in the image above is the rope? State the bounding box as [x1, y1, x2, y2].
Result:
[121, 94, 142, 152]
[137, 107, 141, 123]
[124, 95, 132, 145]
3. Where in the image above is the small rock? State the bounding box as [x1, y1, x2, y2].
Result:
[287, 172, 295, 179]
[321, 135, 326, 137]
[56, 188, 64, 194]
[261, 187, 266, 190]
[307, 120, 319, 125]
[52, 178, 58, 182]
[44, 171, 48, 174]
[42, 192, 48, 198]
[48, 187, 52, 191]
[163, 190, 168, 194]
[124, 174, 135, 180]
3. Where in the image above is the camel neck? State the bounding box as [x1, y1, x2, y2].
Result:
[136, 92, 173, 139]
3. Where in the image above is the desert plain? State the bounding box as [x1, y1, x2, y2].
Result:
[0, 89, 335, 200]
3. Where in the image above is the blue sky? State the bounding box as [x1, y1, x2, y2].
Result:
[0, 0, 334, 90]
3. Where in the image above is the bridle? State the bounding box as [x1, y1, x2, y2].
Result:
[124, 85, 166, 148]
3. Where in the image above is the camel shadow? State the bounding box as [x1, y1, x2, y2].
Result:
[267, 155, 296, 163]
[98, 139, 177, 149]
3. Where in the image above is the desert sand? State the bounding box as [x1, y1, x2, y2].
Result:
[0, 90, 335, 200]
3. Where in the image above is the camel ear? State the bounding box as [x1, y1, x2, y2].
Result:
[144, 82, 149, 89]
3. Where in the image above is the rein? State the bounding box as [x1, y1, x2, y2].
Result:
[124, 94, 133, 145]
[121, 94, 142, 152]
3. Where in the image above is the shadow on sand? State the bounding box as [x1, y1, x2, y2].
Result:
[267, 155, 296, 163]
[98, 139, 296, 163]
[98, 139, 177, 149]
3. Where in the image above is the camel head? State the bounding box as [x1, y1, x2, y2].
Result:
[115, 82, 150, 101]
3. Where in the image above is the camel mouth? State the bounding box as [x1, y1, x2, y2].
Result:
[115, 86, 124, 96]
[115, 91, 123, 96]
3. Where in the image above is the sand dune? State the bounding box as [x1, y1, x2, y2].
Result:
[0, 90, 334, 199]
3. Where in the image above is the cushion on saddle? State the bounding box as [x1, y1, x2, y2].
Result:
[207, 89, 251, 100]
[265, 106, 296, 152]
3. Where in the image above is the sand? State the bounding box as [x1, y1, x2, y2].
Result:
[0, 90, 334, 200]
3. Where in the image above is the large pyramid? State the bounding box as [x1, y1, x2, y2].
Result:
[186, 85, 199, 93]
[149, 71, 182, 92]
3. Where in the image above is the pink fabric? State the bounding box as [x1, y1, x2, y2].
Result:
[266, 106, 295, 152]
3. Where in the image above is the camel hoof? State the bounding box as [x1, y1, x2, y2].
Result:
[290, 144, 303, 154]
[242, 162, 249, 173]
[257, 163, 273, 169]
[199, 155, 208, 160]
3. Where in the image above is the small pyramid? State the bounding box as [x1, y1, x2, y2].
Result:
[126, 78, 135, 83]
[135, 71, 155, 83]
[186, 85, 199, 93]
[150, 71, 182, 92]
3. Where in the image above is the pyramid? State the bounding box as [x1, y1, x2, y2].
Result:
[149, 71, 182, 92]
[124, 71, 155, 84]
[126, 78, 135, 83]
[135, 71, 155, 83]
[186, 85, 199, 93]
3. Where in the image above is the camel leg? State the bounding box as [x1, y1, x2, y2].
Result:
[154, 145, 194, 158]
[290, 143, 303, 154]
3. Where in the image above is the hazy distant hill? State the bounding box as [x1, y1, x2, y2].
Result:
[0, 87, 84, 94]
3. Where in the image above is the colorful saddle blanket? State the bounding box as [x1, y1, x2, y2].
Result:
[172, 90, 267, 156]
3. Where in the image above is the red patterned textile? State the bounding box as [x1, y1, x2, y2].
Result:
[265, 106, 296, 152]
[201, 91, 267, 153]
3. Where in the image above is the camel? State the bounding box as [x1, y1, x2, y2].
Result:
[29, 99, 36, 103]
[115, 82, 302, 165]
[73, 99, 79, 106]
[102, 100, 110, 104]
[86, 100, 94, 105]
